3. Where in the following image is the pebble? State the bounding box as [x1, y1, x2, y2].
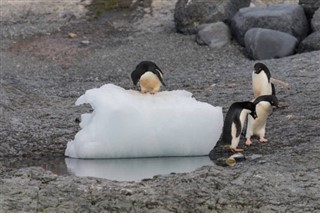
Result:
[80, 40, 90, 45]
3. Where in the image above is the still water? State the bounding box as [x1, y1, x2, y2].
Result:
[4, 156, 213, 181]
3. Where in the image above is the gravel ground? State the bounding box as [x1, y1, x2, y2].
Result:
[1, 0, 320, 212]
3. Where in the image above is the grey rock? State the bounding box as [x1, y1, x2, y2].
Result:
[196, 22, 231, 48]
[231, 3, 309, 46]
[299, 0, 320, 21]
[174, 0, 251, 34]
[311, 8, 320, 32]
[298, 31, 320, 52]
[244, 28, 298, 60]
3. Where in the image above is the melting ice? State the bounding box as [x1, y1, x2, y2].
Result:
[65, 84, 223, 158]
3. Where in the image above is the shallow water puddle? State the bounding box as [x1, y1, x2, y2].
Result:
[66, 156, 213, 181]
[2, 156, 213, 181]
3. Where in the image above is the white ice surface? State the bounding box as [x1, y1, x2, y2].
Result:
[65, 84, 223, 158]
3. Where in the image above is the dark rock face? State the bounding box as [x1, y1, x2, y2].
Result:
[244, 28, 298, 60]
[174, 0, 251, 34]
[231, 4, 309, 46]
[196, 22, 231, 48]
[311, 8, 320, 32]
[298, 31, 320, 52]
[299, 0, 320, 21]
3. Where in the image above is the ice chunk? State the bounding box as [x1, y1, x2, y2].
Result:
[65, 84, 223, 158]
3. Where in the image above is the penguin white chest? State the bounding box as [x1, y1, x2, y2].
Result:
[255, 102, 272, 127]
[239, 109, 250, 129]
[252, 73, 272, 97]
[247, 102, 272, 136]
[139, 71, 161, 93]
[230, 109, 250, 148]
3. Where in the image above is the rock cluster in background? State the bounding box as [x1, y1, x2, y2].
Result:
[231, 4, 308, 59]
[174, 0, 320, 59]
[298, 7, 320, 53]
[299, 0, 320, 21]
[174, 0, 251, 35]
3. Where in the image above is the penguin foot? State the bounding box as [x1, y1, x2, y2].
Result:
[245, 139, 253, 146]
[230, 147, 244, 152]
[150, 91, 157, 95]
[259, 137, 268, 143]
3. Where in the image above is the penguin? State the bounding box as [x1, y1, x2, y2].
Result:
[131, 61, 165, 94]
[252, 63, 276, 98]
[245, 95, 279, 146]
[221, 101, 257, 152]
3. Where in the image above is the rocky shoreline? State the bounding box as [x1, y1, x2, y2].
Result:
[1, 0, 320, 212]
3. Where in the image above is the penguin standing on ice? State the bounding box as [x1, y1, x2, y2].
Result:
[252, 63, 275, 98]
[131, 61, 165, 94]
[220, 101, 257, 152]
[245, 95, 279, 146]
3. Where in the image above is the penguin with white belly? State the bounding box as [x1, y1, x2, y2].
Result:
[220, 101, 257, 152]
[245, 95, 279, 146]
[131, 61, 165, 94]
[252, 63, 276, 98]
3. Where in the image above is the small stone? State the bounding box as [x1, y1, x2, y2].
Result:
[68, 32, 78, 38]
[80, 40, 90, 45]
[120, 189, 133, 196]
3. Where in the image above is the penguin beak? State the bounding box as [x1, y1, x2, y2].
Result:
[251, 111, 258, 119]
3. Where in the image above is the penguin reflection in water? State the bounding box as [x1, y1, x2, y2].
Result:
[131, 61, 166, 94]
[221, 101, 257, 152]
[245, 95, 279, 146]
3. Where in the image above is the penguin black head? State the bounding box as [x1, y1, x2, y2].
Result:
[254, 62, 271, 83]
[254, 95, 279, 108]
[254, 63, 268, 74]
[241, 101, 257, 119]
[131, 61, 165, 86]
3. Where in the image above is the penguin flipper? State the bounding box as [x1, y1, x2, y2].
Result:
[234, 115, 242, 138]
[271, 83, 276, 96]
[152, 69, 166, 86]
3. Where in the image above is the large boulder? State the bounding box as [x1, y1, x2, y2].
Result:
[251, 0, 299, 6]
[196, 22, 231, 48]
[231, 4, 309, 46]
[311, 8, 320, 32]
[244, 28, 298, 60]
[297, 31, 320, 52]
[299, 0, 320, 21]
[174, 0, 251, 34]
